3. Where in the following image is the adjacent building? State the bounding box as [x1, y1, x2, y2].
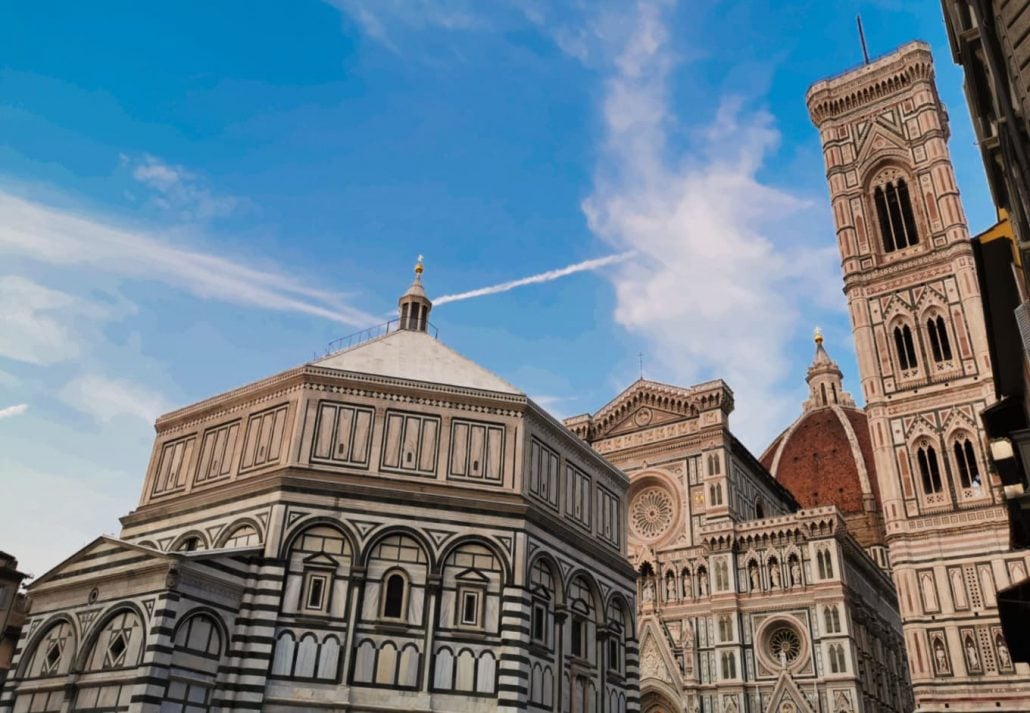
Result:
[0, 264, 639, 713]
[806, 41, 1030, 711]
[565, 377, 910, 713]
[0, 553, 28, 689]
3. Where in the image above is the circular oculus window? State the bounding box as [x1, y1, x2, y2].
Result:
[630, 486, 675, 540]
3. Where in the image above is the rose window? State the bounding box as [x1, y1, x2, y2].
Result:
[767, 625, 802, 665]
[630, 487, 675, 540]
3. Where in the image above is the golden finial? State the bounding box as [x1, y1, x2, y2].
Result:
[414, 254, 424, 279]
[814, 326, 824, 345]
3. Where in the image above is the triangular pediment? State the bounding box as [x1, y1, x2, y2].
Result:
[765, 671, 817, 713]
[582, 379, 730, 440]
[31, 537, 170, 589]
[638, 619, 682, 688]
[856, 121, 909, 169]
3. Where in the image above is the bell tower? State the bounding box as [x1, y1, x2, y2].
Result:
[807, 42, 1030, 711]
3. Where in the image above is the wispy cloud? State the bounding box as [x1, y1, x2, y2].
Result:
[582, 0, 840, 446]
[434, 252, 633, 305]
[0, 276, 115, 365]
[59, 374, 172, 424]
[124, 154, 244, 221]
[326, 0, 487, 49]
[0, 190, 377, 327]
[0, 403, 28, 420]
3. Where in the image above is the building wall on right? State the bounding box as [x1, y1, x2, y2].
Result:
[940, 0, 1030, 253]
[806, 41, 1030, 712]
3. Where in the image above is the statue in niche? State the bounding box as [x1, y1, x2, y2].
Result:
[770, 563, 781, 589]
[932, 637, 949, 674]
[643, 579, 655, 603]
[682, 571, 692, 598]
[996, 634, 1012, 669]
[749, 562, 760, 591]
[790, 558, 802, 586]
[680, 618, 693, 649]
[699, 572, 708, 596]
[964, 636, 980, 671]
[666, 576, 677, 601]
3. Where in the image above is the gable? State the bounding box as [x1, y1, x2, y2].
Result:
[638, 619, 681, 688]
[31, 537, 170, 589]
[765, 671, 817, 713]
[587, 380, 710, 440]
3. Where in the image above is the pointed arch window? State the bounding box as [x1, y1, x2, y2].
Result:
[953, 437, 981, 489]
[927, 316, 953, 363]
[893, 325, 918, 370]
[874, 177, 919, 252]
[916, 445, 943, 494]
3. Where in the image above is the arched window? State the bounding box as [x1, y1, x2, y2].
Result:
[824, 605, 841, 633]
[874, 177, 919, 252]
[709, 483, 723, 506]
[25, 620, 75, 678]
[817, 549, 834, 579]
[894, 325, 918, 370]
[755, 499, 765, 519]
[721, 652, 736, 679]
[926, 316, 953, 362]
[953, 438, 981, 488]
[719, 616, 732, 642]
[820, 383, 828, 406]
[916, 445, 943, 494]
[829, 644, 846, 673]
[606, 599, 628, 674]
[382, 572, 407, 619]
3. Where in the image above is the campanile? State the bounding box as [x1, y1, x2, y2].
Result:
[807, 42, 1030, 711]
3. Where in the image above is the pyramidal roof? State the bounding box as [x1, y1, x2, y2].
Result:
[312, 324, 522, 396]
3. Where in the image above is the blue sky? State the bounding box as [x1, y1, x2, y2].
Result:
[0, 1, 995, 576]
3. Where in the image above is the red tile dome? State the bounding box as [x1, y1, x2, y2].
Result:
[760, 333, 887, 552]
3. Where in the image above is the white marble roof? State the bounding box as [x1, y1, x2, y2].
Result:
[312, 328, 522, 395]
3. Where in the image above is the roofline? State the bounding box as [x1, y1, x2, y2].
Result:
[526, 399, 630, 487]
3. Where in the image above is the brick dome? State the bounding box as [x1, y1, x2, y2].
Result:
[760, 333, 887, 553]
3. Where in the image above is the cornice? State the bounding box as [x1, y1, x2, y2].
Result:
[842, 240, 974, 290]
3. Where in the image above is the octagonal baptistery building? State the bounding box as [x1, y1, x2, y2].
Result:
[760, 334, 889, 571]
[0, 263, 639, 713]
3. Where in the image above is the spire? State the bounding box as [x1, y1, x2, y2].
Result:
[398, 255, 432, 332]
[802, 328, 854, 411]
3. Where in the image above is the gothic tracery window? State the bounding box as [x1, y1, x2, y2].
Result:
[916, 444, 943, 494]
[873, 175, 919, 252]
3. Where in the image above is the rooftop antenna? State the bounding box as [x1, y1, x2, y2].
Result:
[638, 352, 644, 380]
[856, 14, 870, 65]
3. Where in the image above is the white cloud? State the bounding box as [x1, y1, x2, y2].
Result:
[124, 154, 243, 221]
[434, 252, 633, 305]
[582, 0, 839, 447]
[0, 276, 107, 365]
[326, 0, 486, 48]
[59, 374, 172, 425]
[0, 403, 28, 420]
[0, 190, 377, 327]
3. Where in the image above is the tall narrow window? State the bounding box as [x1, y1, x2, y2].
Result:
[894, 326, 918, 370]
[820, 383, 828, 406]
[382, 573, 406, 619]
[897, 179, 919, 245]
[875, 186, 894, 252]
[953, 439, 981, 488]
[926, 315, 953, 362]
[570, 618, 584, 658]
[917, 445, 943, 494]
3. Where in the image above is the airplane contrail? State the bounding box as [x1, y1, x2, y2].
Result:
[434, 252, 634, 306]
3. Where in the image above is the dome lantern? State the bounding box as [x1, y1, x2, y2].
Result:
[398, 255, 432, 332]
